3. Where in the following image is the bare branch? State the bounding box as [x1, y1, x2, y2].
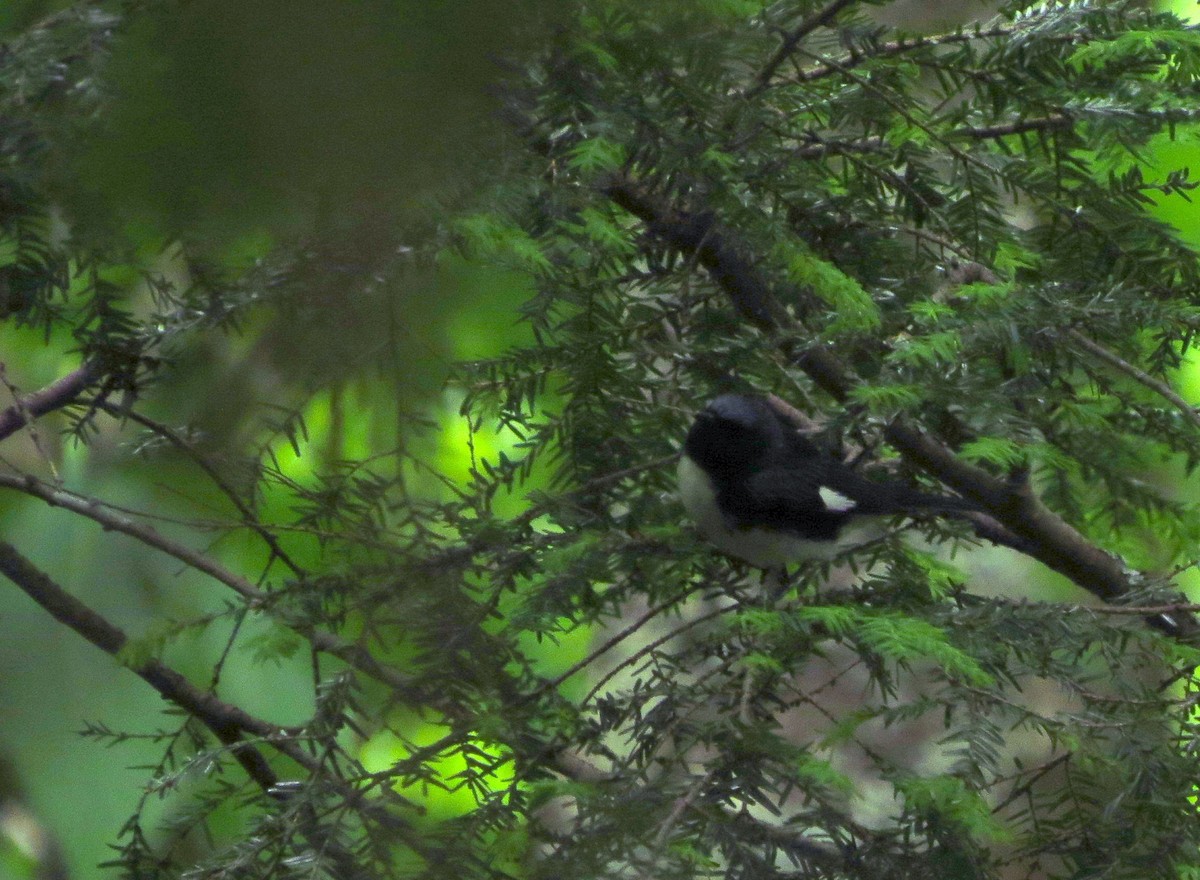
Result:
[0, 360, 98, 444]
[1066, 328, 1200, 432]
[0, 472, 420, 694]
[744, 0, 859, 99]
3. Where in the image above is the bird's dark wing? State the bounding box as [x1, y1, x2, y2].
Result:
[807, 455, 975, 515]
[728, 455, 973, 540]
[773, 420, 975, 515]
[723, 465, 852, 541]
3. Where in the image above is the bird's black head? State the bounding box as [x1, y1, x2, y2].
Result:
[684, 394, 785, 479]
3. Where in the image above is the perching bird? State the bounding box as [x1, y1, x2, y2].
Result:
[677, 394, 976, 567]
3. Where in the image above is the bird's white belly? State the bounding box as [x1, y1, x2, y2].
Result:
[676, 456, 881, 567]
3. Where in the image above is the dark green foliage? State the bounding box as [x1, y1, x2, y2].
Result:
[4, 2, 1200, 880]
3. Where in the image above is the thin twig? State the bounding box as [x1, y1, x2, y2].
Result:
[788, 25, 1080, 85]
[745, 0, 859, 99]
[0, 472, 266, 598]
[581, 602, 737, 708]
[956, 114, 1073, 140]
[1071, 601, 1200, 617]
[713, 805, 854, 869]
[0, 538, 411, 880]
[989, 752, 1071, 816]
[90, 399, 307, 576]
[0, 360, 97, 444]
[0, 538, 290, 787]
[0, 471, 419, 694]
[0, 363, 61, 481]
[535, 594, 690, 695]
[647, 769, 715, 858]
[1066, 328, 1200, 431]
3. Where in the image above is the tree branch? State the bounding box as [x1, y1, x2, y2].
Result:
[0, 539, 409, 880]
[787, 26, 1081, 85]
[603, 180, 793, 328]
[0, 360, 98, 443]
[0, 471, 420, 694]
[603, 172, 1192, 635]
[89, 398, 308, 577]
[745, 0, 859, 99]
[1065, 328, 1200, 432]
[955, 114, 1073, 140]
[0, 538, 288, 788]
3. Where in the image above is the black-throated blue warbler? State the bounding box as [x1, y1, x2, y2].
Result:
[678, 394, 975, 566]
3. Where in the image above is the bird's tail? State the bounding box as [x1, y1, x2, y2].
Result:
[888, 486, 978, 515]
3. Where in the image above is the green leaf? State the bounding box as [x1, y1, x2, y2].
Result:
[993, 241, 1040, 274]
[958, 436, 1026, 469]
[793, 753, 855, 795]
[893, 774, 1012, 841]
[454, 213, 552, 273]
[777, 242, 881, 332]
[1068, 29, 1200, 74]
[858, 614, 994, 687]
[903, 549, 968, 599]
[908, 299, 955, 323]
[848, 383, 924, 412]
[957, 281, 1012, 306]
[888, 331, 962, 368]
[790, 605, 859, 637]
[570, 207, 637, 255]
[566, 137, 628, 174]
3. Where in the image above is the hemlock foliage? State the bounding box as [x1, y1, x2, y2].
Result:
[3, 1, 1200, 879]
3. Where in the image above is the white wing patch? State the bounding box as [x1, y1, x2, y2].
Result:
[818, 486, 856, 512]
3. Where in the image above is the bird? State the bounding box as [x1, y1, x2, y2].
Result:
[677, 393, 976, 567]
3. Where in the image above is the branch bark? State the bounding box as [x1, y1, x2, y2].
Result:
[603, 171, 1193, 635]
[787, 27, 1081, 85]
[1066, 328, 1200, 432]
[0, 360, 97, 443]
[745, 0, 859, 99]
[0, 539, 406, 880]
[0, 472, 421, 695]
[0, 539, 287, 788]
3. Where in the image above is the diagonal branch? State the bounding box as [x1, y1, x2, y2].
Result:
[0, 360, 98, 443]
[0, 539, 409, 880]
[89, 398, 308, 577]
[0, 538, 292, 788]
[603, 171, 1191, 635]
[1066, 329, 1200, 432]
[745, 0, 859, 99]
[0, 472, 420, 694]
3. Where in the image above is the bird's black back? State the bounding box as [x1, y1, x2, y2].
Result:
[685, 394, 973, 537]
